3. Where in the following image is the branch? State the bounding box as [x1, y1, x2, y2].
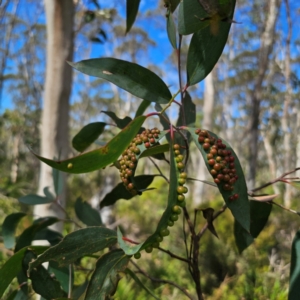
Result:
[158, 246, 190, 264]
[130, 260, 195, 300]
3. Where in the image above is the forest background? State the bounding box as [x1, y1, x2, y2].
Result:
[0, 0, 300, 299]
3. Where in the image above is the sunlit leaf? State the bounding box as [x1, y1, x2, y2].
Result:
[186, 127, 250, 232]
[72, 122, 106, 152]
[69, 59, 172, 104]
[125, 268, 160, 299]
[289, 231, 300, 300]
[2, 212, 26, 249]
[100, 175, 156, 208]
[0, 246, 48, 299]
[166, 9, 177, 49]
[75, 197, 102, 226]
[118, 228, 144, 255]
[234, 201, 272, 253]
[30, 116, 146, 174]
[84, 249, 130, 299]
[29, 227, 117, 269]
[126, 0, 141, 33]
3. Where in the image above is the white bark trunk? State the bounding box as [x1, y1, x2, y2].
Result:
[35, 0, 74, 232]
[193, 71, 214, 206]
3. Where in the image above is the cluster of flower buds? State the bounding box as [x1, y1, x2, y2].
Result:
[119, 128, 161, 194]
[195, 129, 239, 202]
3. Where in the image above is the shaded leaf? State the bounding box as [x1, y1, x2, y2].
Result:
[29, 227, 117, 269]
[2, 212, 26, 249]
[135, 99, 151, 118]
[53, 168, 63, 196]
[15, 217, 59, 252]
[84, 249, 130, 299]
[49, 261, 72, 294]
[43, 186, 55, 200]
[166, 9, 177, 49]
[102, 111, 132, 129]
[72, 122, 106, 152]
[23, 250, 66, 300]
[289, 231, 300, 300]
[234, 201, 272, 253]
[100, 175, 156, 208]
[126, 0, 141, 33]
[186, 1, 235, 85]
[202, 208, 218, 238]
[72, 280, 89, 300]
[75, 197, 102, 226]
[125, 268, 159, 300]
[118, 228, 143, 255]
[139, 144, 169, 159]
[164, 0, 180, 12]
[18, 194, 53, 205]
[176, 91, 196, 127]
[0, 246, 48, 299]
[34, 229, 63, 246]
[30, 116, 146, 174]
[187, 127, 250, 232]
[69, 58, 172, 104]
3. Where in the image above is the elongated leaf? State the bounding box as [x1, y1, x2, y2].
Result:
[125, 268, 159, 300]
[166, 9, 177, 49]
[186, 127, 250, 232]
[53, 168, 63, 196]
[18, 194, 53, 205]
[118, 228, 144, 255]
[2, 212, 26, 249]
[23, 250, 67, 300]
[234, 201, 272, 253]
[100, 175, 156, 208]
[0, 246, 48, 299]
[75, 197, 102, 226]
[139, 144, 169, 159]
[165, 0, 180, 12]
[15, 217, 59, 252]
[289, 231, 300, 300]
[48, 261, 72, 294]
[72, 122, 106, 152]
[72, 281, 89, 300]
[30, 116, 146, 174]
[84, 249, 130, 299]
[102, 111, 132, 129]
[34, 229, 63, 246]
[29, 227, 117, 270]
[135, 99, 151, 118]
[176, 91, 196, 127]
[126, 0, 141, 33]
[43, 186, 55, 200]
[69, 58, 172, 104]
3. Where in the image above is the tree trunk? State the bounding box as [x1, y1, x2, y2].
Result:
[247, 0, 280, 189]
[35, 0, 74, 232]
[193, 71, 215, 206]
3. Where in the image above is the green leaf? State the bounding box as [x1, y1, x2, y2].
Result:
[75, 197, 102, 226]
[18, 194, 53, 205]
[2, 212, 26, 249]
[165, 0, 180, 12]
[23, 250, 67, 300]
[117, 228, 144, 255]
[72, 122, 106, 152]
[178, 0, 210, 35]
[187, 127, 250, 232]
[0, 246, 48, 299]
[289, 231, 300, 300]
[69, 58, 172, 104]
[135, 99, 151, 118]
[125, 268, 160, 300]
[166, 9, 177, 49]
[234, 201, 272, 253]
[48, 261, 72, 294]
[30, 115, 146, 174]
[29, 227, 117, 270]
[53, 168, 63, 196]
[126, 0, 141, 33]
[186, 12, 234, 86]
[139, 144, 169, 159]
[84, 249, 130, 300]
[72, 281, 89, 300]
[15, 217, 60, 252]
[43, 186, 55, 200]
[102, 111, 132, 129]
[34, 229, 63, 246]
[100, 175, 156, 208]
[176, 91, 196, 127]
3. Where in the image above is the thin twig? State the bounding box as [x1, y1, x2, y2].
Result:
[249, 167, 300, 193]
[158, 246, 190, 263]
[148, 157, 169, 183]
[130, 260, 194, 300]
[68, 264, 72, 298]
[271, 201, 300, 216]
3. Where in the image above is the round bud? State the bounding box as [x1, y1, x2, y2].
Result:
[173, 144, 180, 150]
[177, 162, 185, 170]
[167, 220, 174, 227]
[170, 214, 179, 221]
[178, 194, 185, 201]
[178, 178, 186, 185]
[180, 172, 188, 179]
[134, 252, 141, 259]
[173, 205, 181, 214]
[145, 246, 153, 253]
[203, 143, 210, 150]
[160, 228, 170, 237]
